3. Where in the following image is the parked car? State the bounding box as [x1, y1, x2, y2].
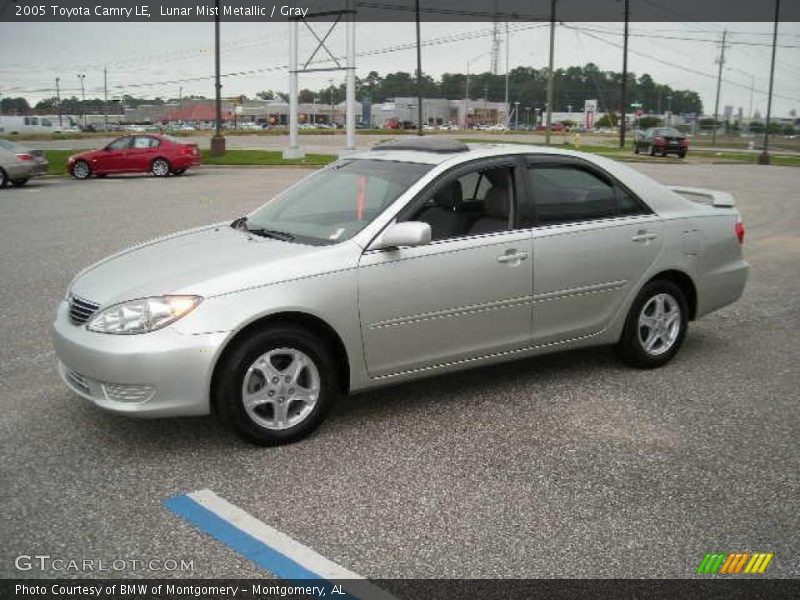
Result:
[53, 138, 748, 445]
[634, 127, 689, 158]
[0, 139, 49, 188]
[66, 134, 200, 179]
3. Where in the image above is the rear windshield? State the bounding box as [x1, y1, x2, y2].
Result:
[654, 128, 682, 137]
[0, 139, 24, 152]
[246, 159, 432, 244]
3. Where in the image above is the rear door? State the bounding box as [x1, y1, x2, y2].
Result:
[128, 136, 159, 171]
[525, 157, 663, 345]
[358, 157, 534, 378]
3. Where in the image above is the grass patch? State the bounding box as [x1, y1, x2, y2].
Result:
[43, 150, 76, 175]
[199, 149, 335, 166]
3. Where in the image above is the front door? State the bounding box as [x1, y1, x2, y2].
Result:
[358, 160, 534, 378]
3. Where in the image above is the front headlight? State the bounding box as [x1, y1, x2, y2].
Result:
[87, 295, 202, 334]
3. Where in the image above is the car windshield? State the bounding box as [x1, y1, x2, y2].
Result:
[246, 159, 432, 244]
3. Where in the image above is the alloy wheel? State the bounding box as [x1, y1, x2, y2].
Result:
[241, 348, 321, 430]
[152, 159, 170, 177]
[638, 293, 681, 356]
[73, 161, 90, 179]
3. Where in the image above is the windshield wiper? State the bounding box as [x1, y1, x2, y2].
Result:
[245, 228, 296, 242]
[231, 216, 248, 230]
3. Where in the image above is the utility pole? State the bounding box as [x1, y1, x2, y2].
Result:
[283, 15, 302, 158]
[619, 0, 629, 148]
[345, 0, 356, 150]
[514, 101, 520, 130]
[415, 0, 423, 135]
[77, 73, 86, 128]
[545, 0, 556, 145]
[55, 77, 61, 127]
[712, 29, 727, 146]
[211, 0, 226, 156]
[759, 0, 780, 165]
[103, 67, 108, 132]
[504, 21, 510, 127]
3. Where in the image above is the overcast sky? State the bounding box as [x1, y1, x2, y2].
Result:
[2, 20, 799, 116]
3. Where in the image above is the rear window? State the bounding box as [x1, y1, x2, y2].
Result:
[654, 128, 681, 137]
[0, 139, 24, 152]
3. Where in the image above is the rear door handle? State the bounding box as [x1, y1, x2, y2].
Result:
[496, 250, 529, 264]
[632, 231, 659, 243]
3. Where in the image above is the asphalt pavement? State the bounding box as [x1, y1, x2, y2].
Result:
[1, 163, 797, 579]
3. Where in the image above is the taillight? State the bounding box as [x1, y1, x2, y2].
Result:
[15, 153, 33, 161]
[653, 136, 665, 145]
[680, 139, 689, 147]
[734, 218, 745, 244]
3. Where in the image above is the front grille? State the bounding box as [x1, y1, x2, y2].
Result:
[69, 295, 100, 325]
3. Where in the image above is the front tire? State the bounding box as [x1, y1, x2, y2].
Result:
[151, 158, 171, 177]
[0, 168, 7, 189]
[633, 143, 640, 155]
[214, 325, 339, 445]
[615, 280, 688, 369]
[72, 160, 91, 180]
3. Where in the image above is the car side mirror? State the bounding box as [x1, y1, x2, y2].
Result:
[375, 221, 431, 250]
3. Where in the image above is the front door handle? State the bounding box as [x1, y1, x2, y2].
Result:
[632, 230, 659, 243]
[496, 250, 529, 264]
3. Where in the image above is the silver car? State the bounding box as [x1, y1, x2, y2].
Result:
[0, 139, 48, 188]
[52, 139, 748, 445]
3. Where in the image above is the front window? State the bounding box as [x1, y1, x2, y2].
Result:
[246, 159, 432, 244]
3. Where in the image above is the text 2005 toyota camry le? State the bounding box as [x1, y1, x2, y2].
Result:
[52, 139, 748, 445]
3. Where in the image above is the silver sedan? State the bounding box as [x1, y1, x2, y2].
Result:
[0, 139, 48, 188]
[52, 139, 748, 445]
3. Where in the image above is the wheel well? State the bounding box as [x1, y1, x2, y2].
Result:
[210, 312, 351, 407]
[648, 270, 697, 320]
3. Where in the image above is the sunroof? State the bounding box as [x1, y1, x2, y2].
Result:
[371, 138, 470, 154]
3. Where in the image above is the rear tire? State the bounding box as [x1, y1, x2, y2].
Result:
[213, 325, 340, 445]
[11, 178, 29, 187]
[615, 280, 688, 369]
[649, 145, 656, 157]
[0, 168, 7, 189]
[633, 143, 640, 155]
[173, 168, 186, 175]
[72, 160, 91, 180]
[678, 151, 687, 159]
[151, 158, 170, 177]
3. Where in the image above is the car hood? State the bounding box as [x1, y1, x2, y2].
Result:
[69, 224, 350, 306]
[69, 149, 102, 161]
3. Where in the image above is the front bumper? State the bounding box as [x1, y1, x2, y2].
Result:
[51, 300, 228, 417]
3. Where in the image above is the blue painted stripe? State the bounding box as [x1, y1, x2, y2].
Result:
[164, 493, 322, 580]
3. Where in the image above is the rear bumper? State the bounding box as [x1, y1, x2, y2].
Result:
[697, 259, 749, 318]
[5, 160, 48, 179]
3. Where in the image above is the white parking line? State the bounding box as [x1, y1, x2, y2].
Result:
[164, 489, 398, 600]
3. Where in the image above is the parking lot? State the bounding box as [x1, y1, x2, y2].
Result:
[1, 163, 798, 579]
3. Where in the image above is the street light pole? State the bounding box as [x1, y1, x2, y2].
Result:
[415, 0, 423, 135]
[77, 73, 86, 128]
[55, 77, 62, 127]
[759, 0, 780, 165]
[545, 0, 556, 145]
[210, 0, 226, 157]
[619, 0, 629, 148]
[514, 101, 520, 130]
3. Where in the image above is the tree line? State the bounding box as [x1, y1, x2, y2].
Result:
[2, 63, 703, 116]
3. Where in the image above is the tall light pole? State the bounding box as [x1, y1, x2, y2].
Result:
[759, 0, 780, 165]
[514, 101, 520, 130]
[504, 21, 510, 127]
[415, 0, 423, 135]
[712, 29, 728, 146]
[545, 0, 556, 145]
[77, 73, 86, 128]
[55, 77, 62, 127]
[210, 0, 226, 157]
[619, 0, 629, 148]
[103, 67, 108, 132]
[525, 105, 531, 128]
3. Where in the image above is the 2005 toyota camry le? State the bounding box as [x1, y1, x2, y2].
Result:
[52, 139, 748, 445]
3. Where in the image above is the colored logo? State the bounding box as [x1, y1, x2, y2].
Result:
[697, 552, 774, 574]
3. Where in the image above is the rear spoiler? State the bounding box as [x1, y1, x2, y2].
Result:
[668, 186, 736, 207]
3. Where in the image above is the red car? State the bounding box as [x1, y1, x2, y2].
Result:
[67, 134, 200, 179]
